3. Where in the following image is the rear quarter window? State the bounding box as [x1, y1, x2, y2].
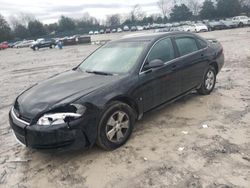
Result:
[175, 37, 198, 56]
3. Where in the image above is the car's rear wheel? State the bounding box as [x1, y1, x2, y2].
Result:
[197, 66, 216, 95]
[35, 46, 39, 51]
[96, 101, 136, 150]
[50, 44, 55, 49]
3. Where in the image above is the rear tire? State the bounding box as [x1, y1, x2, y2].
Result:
[197, 66, 216, 95]
[96, 101, 136, 150]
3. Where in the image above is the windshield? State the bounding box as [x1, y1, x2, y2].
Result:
[79, 41, 147, 74]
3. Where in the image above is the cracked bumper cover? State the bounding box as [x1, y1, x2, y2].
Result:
[9, 108, 97, 150]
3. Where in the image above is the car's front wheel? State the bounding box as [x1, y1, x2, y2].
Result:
[96, 101, 136, 150]
[197, 66, 216, 95]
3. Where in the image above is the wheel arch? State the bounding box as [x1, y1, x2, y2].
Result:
[107, 96, 139, 119]
[209, 61, 219, 75]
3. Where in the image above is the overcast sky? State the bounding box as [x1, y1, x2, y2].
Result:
[0, 0, 162, 24]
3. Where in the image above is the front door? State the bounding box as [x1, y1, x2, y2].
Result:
[137, 37, 182, 112]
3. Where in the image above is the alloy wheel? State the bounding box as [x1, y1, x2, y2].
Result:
[105, 111, 130, 143]
[205, 70, 215, 91]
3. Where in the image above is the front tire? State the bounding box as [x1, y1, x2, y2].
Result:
[96, 101, 136, 150]
[197, 66, 216, 95]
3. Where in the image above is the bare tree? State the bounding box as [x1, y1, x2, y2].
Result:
[157, 0, 173, 18]
[130, 4, 145, 22]
[187, 0, 202, 16]
[106, 14, 121, 27]
[240, 0, 250, 6]
[8, 12, 35, 29]
[19, 12, 35, 26]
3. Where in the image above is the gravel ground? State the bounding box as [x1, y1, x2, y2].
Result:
[0, 28, 250, 188]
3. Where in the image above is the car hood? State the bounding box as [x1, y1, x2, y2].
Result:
[16, 70, 123, 119]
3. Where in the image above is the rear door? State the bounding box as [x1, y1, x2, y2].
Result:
[174, 36, 209, 93]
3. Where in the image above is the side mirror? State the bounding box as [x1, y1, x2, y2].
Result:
[143, 59, 164, 70]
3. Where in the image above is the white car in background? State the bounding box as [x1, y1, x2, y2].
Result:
[181, 25, 196, 32]
[117, 28, 123, 33]
[123, 25, 130, 31]
[94, 31, 99, 35]
[136, 26, 143, 31]
[88, 31, 94, 35]
[14, 40, 35, 48]
[232, 16, 250, 27]
[193, 23, 208, 32]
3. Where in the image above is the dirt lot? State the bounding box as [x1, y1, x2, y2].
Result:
[0, 28, 250, 188]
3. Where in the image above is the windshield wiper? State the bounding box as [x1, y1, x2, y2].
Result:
[86, 70, 113, 76]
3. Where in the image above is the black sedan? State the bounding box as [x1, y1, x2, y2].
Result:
[10, 32, 224, 151]
[31, 38, 57, 51]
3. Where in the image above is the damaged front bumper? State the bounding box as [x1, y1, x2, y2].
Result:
[9, 107, 95, 151]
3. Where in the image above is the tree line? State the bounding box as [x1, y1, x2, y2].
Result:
[0, 0, 250, 42]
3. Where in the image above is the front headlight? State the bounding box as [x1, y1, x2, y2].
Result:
[37, 104, 86, 126]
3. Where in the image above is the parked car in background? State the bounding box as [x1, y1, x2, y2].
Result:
[0, 42, 8, 50]
[7, 42, 15, 48]
[232, 16, 250, 27]
[9, 41, 22, 48]
[111, 28, 117, 33]
[172, 22, 181, 27]
[94, 31, 99, 35]
[170, 26, 180, 32]
[205, 21, 226, 31]
[117, 28, 123, 33]
[61, 35, 91, 46]
[154, 28, 169, 33]
[88, 31, 94, 35]
[123, 25, 130, 31]
[181, 25, 196, 32]
[100, 29, 105, 34]
[193, 23, 208, 32]
[10, 32, 224, 151]
[14, 40, 34, 48]
[220, 20, 238, 29]
[144, 25, 150, 30]
[30, 38, 56, 51]
[105, 28, 111, 33]
[136, 26, 143, 31]
[131, 26, 137, 31]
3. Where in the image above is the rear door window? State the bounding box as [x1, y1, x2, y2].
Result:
[175, 37, 199, 56]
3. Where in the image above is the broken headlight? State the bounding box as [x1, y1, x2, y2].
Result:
[37, 104, 86, 126]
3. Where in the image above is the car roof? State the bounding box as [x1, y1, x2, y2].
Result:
[115, 32, 195, 43]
